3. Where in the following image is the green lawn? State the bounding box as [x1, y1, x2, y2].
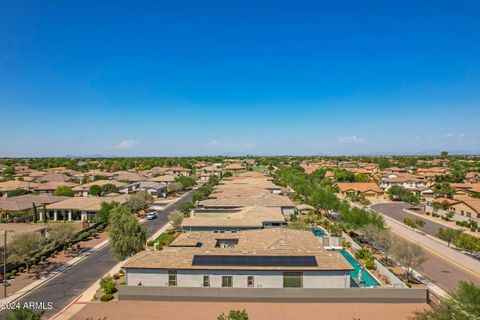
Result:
[154, 232, 175, 245]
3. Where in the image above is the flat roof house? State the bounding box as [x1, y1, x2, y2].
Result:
[198, 193, 295, 215]
[181, 206, 286, 233]
[123, 228, 353, 289]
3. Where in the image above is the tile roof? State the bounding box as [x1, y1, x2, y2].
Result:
[124, 228, 353, 271]
[0, 194, 69, 211]
[182, 206, 286, 229]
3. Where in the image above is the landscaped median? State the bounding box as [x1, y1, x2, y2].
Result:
[0, 222, 109, 302]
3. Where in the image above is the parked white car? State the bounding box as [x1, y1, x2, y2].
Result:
[146, 212, 157, 220]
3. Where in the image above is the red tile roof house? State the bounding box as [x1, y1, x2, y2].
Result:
[337, 183, 384, 199]
[0, 194, 69, 220]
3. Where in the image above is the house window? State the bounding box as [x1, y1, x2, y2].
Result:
[247, 276, 254, 287]
[168, 270, 177, 286]
[283, 272, 303, 288]
[203, 275, 210, 287]
[222, 276, 233, 287]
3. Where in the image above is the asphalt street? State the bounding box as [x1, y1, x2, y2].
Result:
[371, 202, 480, 291]
[0, 190, 193, 319]
[371, 202, 444, 236]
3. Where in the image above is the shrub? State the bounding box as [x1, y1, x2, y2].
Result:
[40, 256, 46, 262]
[113, 273, 120, 280]
[31, 258, 38, 265]
[365, 258, 376, 270]
[80, 232, 90, 241]
[355, 248, 372, 261]
[146, 240, 154, 247]
[100, 276, 117, 294]
[100, 293, 114, 302]
[11, 270, 17, 277]
[5, 273, 11, 279]
[155, 243, 163, 251]
[18, 267, 24, 273]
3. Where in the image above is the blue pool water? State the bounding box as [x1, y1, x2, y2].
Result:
[337, 250, 381, 287]
[311, 228, 325, 237]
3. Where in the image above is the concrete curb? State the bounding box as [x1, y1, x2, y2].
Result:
[51, 191, 193, 319]
[0, 238, 110, 305]
[381, 214, 480, 277]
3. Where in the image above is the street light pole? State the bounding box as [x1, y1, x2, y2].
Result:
[3, 230, 7, 298]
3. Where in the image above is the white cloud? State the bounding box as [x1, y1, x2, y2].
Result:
[337, 136, 366, 144]
[209, 140, 220, 146]
[106, 140, 139, 149]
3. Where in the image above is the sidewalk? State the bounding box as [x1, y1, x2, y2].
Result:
[382, 214, 480, 277]
[52, 191, 191, 320]
[402, 207, 479, 239]
[0, 238, 110, 306]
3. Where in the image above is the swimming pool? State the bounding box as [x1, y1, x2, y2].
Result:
[311, 228, 325, 237]
[337, 249, 381, 287]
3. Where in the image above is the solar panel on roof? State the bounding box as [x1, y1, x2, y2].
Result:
[192, 255, 317, 267]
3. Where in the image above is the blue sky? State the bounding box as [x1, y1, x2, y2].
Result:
[1, 0, 479, 156]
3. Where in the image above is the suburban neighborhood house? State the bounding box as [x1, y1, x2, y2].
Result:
[123, 228, 353, 289]
[379, 173, 428, 190]
[181, 206, 286, 233]
[0, 194, 69, 215]
[336, 182, 384, 199]
[44, 194, 128, 222]
[72, 180, 127, 197]
[118, 181, 168, 197]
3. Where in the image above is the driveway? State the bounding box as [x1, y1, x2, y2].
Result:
[0, 190, 193, 319]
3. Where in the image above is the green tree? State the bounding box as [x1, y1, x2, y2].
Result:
[9, 232, 44, 273]
[437, 227, 462, 247]
[31, 203, 38, 223]
[309, 186, 340, 214]
[354, 173, 370, 182]
[6, 307, 44, 320]
[174, 176, 196, 190]
[454, 233, 480, 253]
[340, 207, 385, 231]
[403, 192, 421, 208]
[48, 223, 76, 246]
[6, 189, 31, 197]
[222, 172, 233, 178]
[167, 182, 183, 194]
[101, 183, 119, 195]
[53, 185, 74, 197]
[217, 310, 249, 320]
[411, 281, 480, 320]
[178, 201, 194, 216]
[95, 201, 118, 225]
[433, 182, 455, 198]
[387, 185, 409, 201]
[126, 191, 154, 213]
[89, 184, 102, 196]
[108, 205, 146, 261]
[168, 210, 184, 231]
